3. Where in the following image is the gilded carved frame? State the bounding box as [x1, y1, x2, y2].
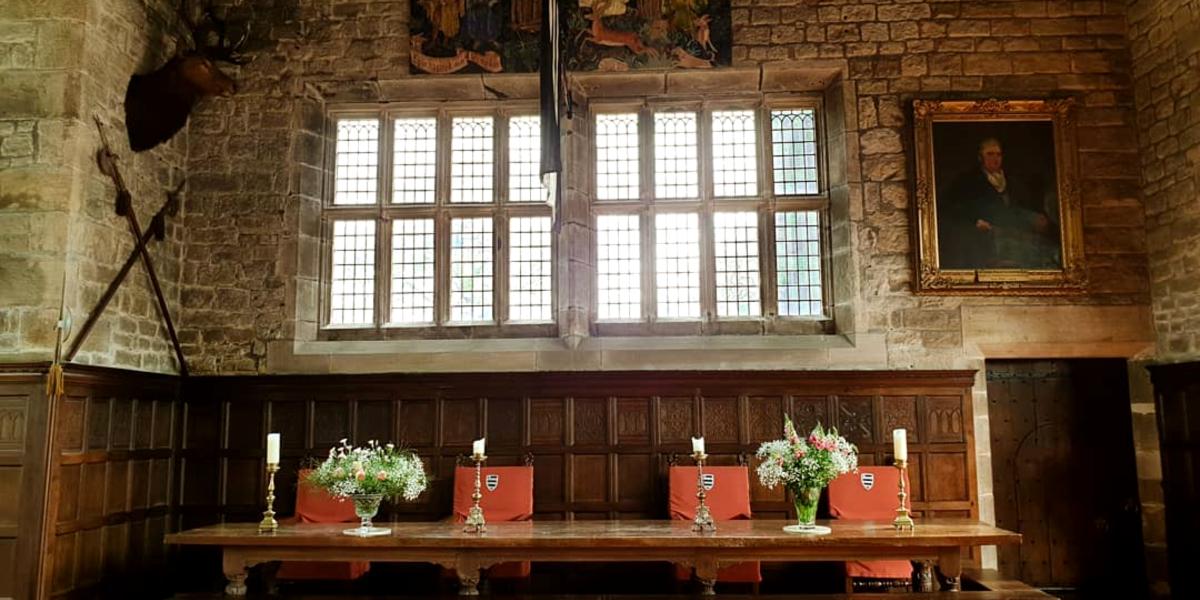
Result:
[912, 99, 1085, 295]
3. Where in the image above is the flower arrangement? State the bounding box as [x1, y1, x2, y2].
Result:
[306, 439, 428, 501]
[756, 417, 857, 531]
[756, 418, 858, 491]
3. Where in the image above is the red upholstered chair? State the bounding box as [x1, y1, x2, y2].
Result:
[668, 466, 762, 591]
[451, 465, 534, 580]
[829, 466, 913, 592]
[275, 470, 370, 581]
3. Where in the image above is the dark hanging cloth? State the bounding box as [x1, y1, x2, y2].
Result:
[539, 0, 562, 231]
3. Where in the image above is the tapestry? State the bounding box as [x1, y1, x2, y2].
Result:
[409, 0, 732, 74]
[563, 0, 732, 71]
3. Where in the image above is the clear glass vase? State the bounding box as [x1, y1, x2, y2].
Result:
[790, 486, 821, 531]
[343, 493, 391, 537]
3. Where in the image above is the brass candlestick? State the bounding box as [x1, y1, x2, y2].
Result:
[464, 453, 486, 533]
[893, 459, 915, 531]
[692, 451, 715, 532]
[259, 462, 279, 533]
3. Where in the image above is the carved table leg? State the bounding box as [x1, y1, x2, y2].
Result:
[221, 552, 249, 597]
[917, 560, 934, 592]
[455, 557, 482, 596]
[938, 547, 962, 592]
[694, 556, 718, 596]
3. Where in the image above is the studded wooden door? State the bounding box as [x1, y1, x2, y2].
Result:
[987, 360, 1146, 597]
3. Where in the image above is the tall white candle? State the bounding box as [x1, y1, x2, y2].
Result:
[691, 437, 705, 454]
[266, 433, 280, 464]
[892, 429, 907, 462]
[472, 438, 486, 457]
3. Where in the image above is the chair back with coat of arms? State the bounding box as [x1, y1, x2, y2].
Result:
[667, 465, 761, 584]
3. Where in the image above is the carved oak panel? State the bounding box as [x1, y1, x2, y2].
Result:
[836, 396, 875, 444]
[748, 396, 784, 442]
[880, 396, 919, 443]
[616, 398, 651, 444]
[703, 397, 739, 444]
[530, 398, 565, 445]
[790, 396, 829, 435]
[657, 397, 693, 444]
[572, 398, 608, 445]
[927, 396, 966, 443]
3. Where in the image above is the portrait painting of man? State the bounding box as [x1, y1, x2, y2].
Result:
[912, 99, 1085, 295]
[933, 122, 1062, 270]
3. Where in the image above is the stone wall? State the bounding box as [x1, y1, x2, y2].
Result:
[1128, 0, 1200, 361]
[0, 0, 187, 373]
[180, 0, 1153, 374]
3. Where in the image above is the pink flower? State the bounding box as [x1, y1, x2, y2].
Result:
[376, 471, 388, 481]
[793, 448, 806, 458]
[355, 470, 366, 481]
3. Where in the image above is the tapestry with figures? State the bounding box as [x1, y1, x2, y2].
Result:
[409, 1, 732, 74]
[564, 0, 732, 71]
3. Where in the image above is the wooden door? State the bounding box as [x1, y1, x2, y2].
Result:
[987, 360, 1146, 598]
[1148, 361, 1200, 600]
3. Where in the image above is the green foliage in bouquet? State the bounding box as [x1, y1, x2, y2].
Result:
[756, 417, 858, 491]
[306, 439, 427, 500]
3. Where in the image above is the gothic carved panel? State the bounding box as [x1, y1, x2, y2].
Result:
[657, 397, 693, 444]
[748, 396, 784, 442]
[836, 396, 874, 444]
[530, 398, 565, 445]
[616, 398, 651, 444]
[0, 396, 27, 452]
[790, 396, 828, 435]
[880, 396, 919, 443]
[703, 397, 739, 444]
[927, 396, 965, 443]
[573, 398, 608, 445]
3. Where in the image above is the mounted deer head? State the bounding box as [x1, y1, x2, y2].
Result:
[124, 0, 251, 152]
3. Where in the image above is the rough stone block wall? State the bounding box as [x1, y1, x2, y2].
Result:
[1128, 0, 1200, 360]
[180, 0, 1150, 373]
[0, 0, 186, 373]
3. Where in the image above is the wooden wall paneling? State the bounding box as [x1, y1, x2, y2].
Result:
[174, 371, 976, 529]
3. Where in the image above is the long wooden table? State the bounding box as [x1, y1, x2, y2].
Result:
[166, 519, 1020, 596]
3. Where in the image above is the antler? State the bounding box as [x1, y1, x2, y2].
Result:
[177, 0, 252, 64]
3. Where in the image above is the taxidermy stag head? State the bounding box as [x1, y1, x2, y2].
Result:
[125, 0, 251, 152]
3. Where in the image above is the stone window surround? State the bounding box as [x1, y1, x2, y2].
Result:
[287, 62, 866, 370]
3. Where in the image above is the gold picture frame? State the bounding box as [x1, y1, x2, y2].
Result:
[913, 99, 1085, 295]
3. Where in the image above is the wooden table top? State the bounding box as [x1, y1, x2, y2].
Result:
[166, 519, 1020, 549]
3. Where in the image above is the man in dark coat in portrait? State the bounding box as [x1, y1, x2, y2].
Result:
[937, 137, 1060, 270]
